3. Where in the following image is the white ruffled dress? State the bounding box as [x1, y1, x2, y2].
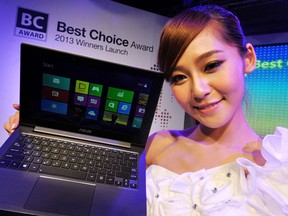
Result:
[146, 127, 288, 216]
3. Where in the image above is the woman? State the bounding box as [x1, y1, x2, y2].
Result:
[4, 5, 288, 216]
[145, 5, 288, 216]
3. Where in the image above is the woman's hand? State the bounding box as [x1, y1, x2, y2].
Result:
[4, 104, 20, 135]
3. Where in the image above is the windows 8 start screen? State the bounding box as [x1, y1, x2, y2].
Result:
[41, 72, 151, 130]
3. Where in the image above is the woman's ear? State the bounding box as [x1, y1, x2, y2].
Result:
[244, 43, 257, 74]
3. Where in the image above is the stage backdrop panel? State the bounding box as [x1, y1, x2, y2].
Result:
[0, 0, 185, 146]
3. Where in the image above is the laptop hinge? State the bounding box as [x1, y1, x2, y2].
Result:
[34, 126, 131, 149]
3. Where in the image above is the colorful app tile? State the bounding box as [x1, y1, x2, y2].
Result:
[135, 105, 146, 117]
[103, 111, 119, 124]
[105, 99, 118, 112]
[87, 96, 100, 108]
[41, 99, 68, 115]
[75, 80, 89, 94]
[138, 93, 149, 106]
[103, 111, 128, 126]
[42, 86, 69, 103]
[89, 84, 103, 97]
[107, 87, 134, 103]
[117, 102, 131, 115]
[86, 108, 99, 120]
[42, 73, 70, 90]
[116, 114, 129, 126]
[74, 93, 87, 106]
[132, 117, 143, 128]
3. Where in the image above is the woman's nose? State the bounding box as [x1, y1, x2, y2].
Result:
[191, 76, 211, 101]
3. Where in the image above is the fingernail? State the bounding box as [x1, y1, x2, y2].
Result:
[11, 123, 16, 130]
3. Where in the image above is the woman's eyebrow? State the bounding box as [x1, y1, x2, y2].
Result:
[173, 50, 224, 73]
[195, 50, 224, 62]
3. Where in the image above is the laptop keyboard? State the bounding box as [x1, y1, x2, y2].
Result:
[0, 133, 139, 189]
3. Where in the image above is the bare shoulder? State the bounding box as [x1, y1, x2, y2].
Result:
[145, 127, 196, 168]
[145, 130, 176, 168]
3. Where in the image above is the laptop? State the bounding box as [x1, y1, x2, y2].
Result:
[0, 43, 163, 216]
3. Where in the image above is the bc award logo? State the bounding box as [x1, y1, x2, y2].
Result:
[15, 7, 49, 41]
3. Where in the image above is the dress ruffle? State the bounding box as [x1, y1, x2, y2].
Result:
[146, 127, 288, 216]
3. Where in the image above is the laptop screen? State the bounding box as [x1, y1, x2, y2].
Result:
[20, 43, 163, 147]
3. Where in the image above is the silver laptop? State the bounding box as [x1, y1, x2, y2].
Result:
[0, 43, 163, 216]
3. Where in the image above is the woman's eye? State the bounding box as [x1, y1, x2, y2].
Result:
[170, 74, 186, 85]
[204, 61, 223, 72]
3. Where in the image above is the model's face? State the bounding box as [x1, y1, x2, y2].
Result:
[171, 28, 249, 129]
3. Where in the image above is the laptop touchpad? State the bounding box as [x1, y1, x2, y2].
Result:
[24, 177, 95, 216]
